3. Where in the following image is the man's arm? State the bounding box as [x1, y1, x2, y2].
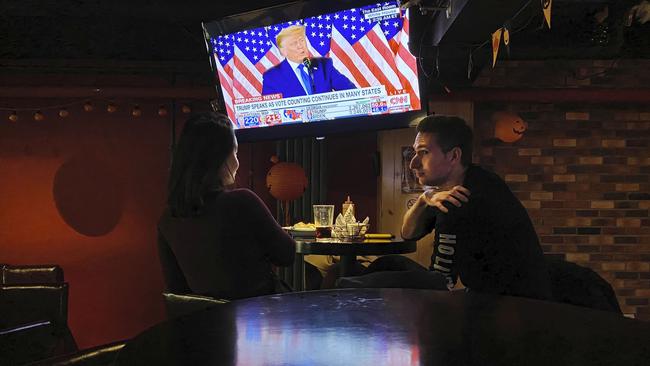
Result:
[401, 186, 471, 240]
[401, 192, 436, 240]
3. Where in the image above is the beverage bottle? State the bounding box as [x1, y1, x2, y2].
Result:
[342, 196, 355, 218]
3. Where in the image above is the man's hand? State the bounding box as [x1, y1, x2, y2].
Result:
[421, 186, 471, 213]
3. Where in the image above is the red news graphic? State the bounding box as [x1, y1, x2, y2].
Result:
[234, 93, 281, 105]
[283, 110, 302, 121]
[387, 94, 411, 113]
[371, 101, 388, 113]
[264, 113, 282, 125]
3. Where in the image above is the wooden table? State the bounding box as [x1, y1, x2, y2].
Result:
[293, 238, 416, 290]
[115, 288, 650, 366]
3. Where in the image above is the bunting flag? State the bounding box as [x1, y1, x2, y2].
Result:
[210, 1, 420, 122]
[491, 28, 503, 68]
[503, 25, 511, 57]
[542, 0, 552, 29]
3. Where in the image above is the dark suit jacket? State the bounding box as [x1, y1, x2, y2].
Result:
[262, 57, 356, 98]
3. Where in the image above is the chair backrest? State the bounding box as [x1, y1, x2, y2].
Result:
[25, 339, 127, 366]
[2, 264, 64, 285]
[162, 292, 228, 319]
[0, 283, 69, 330]
[546, 257, 622, 314]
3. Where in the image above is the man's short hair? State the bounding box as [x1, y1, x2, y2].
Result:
[416, 115, 474, 166]
[276, 25, 306, 49]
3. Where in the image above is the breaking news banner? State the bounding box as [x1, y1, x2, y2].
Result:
[234, 86, 411, 128]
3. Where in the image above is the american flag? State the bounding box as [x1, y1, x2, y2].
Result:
[211, 1, 420, 124]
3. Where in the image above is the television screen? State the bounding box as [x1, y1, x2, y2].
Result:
[203, 0, 426, 140]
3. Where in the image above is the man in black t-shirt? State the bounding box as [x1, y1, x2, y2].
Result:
[341, 115, 552, 301]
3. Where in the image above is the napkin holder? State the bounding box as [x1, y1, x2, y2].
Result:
[333, 205, 369, 240]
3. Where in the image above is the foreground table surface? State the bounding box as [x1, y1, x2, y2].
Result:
[116, 289, 650, 366]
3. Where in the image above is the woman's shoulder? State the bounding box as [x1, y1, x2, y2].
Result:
[219, 188, 264, 205]
[220, 188, 257, 198]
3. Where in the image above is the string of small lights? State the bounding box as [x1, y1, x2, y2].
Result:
[0, 98, 195, 122]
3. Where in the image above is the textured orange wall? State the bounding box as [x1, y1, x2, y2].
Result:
[0, 101, 178, 347]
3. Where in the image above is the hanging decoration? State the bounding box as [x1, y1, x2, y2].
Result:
[503, 24, 511, 57]
[467, 0, 558, 70]
[493, 111, 528, 143]
[266, 157, 308, 201]
[266, 155, 308, 225]
[491, 28, 503, 67]
[106, 102, 117, 113]
[83, 101, 94, 112]
[542, 0, 552, 28]
[59, 108, 69, 118]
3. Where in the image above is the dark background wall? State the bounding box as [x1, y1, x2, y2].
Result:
[472, 59, 650, 320]
[326, 132, 379, 225]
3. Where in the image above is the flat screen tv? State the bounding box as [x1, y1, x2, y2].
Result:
[203, 0, 427, 141]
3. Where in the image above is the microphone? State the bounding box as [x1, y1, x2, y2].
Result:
[302, 57, 311, 70]
[302, 57, 315, 94]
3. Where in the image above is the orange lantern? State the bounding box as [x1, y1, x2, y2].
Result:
[493, 111, 527, 143]
[266, 157, 308, 225]
[266, 160, 307, 201]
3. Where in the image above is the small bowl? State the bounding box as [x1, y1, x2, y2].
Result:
[337, 223, 369, 241]
[346, 222, 368, 237]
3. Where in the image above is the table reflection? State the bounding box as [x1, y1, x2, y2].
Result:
[116, 289, 650, 366]
[235, 294, 419, 366]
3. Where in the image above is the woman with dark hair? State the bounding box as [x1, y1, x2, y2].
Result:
[157, 112, 296, 299]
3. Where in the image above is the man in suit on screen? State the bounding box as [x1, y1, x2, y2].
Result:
[262, 25, 356, 98]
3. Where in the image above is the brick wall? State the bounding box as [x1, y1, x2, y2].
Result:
[472, 60, 650, 319]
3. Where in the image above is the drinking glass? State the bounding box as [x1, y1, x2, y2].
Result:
[313, 205, 334, 238]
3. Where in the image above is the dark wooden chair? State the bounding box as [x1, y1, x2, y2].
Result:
[546, 257, 622, 314]
[25, 340, 127, 366]
[0, 284, 77, 364]
[1, 320, 61, 365]
[1, 264, 64, 285]
[0, 284, 69, 329]
[162, 292, 229, 319]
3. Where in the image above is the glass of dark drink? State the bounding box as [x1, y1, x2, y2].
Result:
[315, 226, 332, 238]
[313, 205, 334, 239]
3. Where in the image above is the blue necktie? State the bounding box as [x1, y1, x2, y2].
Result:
[298, 64, 312, 95]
